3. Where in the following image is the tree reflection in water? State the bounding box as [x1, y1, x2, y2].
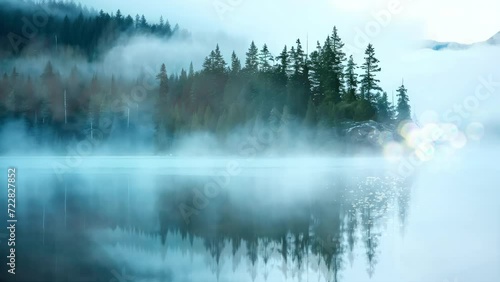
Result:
[1, 169, 412, 282]
[154, 172, 412, 282]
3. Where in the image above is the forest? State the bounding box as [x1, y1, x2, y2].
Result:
[0, 1, 412, 155]
[0, 0, 187, 59]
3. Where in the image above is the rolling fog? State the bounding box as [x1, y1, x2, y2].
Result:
[1, 0, 500, 156]
[0, 145, 498, 281]
[1, 31, 500, 155]
[0, 1, 499, 282]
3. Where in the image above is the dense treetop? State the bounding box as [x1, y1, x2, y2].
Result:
[0, 0, 187, 60]
[0, 2, 412, 155]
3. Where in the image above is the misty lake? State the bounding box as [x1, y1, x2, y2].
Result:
[0, 152, 498, 282]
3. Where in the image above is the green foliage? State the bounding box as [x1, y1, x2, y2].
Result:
[244, 41, 259, 73]
[344, 55, 358, 103]
[354, 99, 377, 121]
[396, 83, 411, 121]
[376, 92, 394, 123]
[0, 1, 183, 60]
[230, 51, 242, 75]
[360, 44, 382, 103]
[0, 23, 412, 153]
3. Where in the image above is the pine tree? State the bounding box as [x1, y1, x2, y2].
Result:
[258, 44, 274, 72]
[38, 61, 57, 123]
[156, 63, 169, 99]
[331, 26, 347, 102]
[115, 9, 123, 24]
[291, 39, 305, 77]
[360, 44, 382, 103]
[156, 63, 169, 129]
[140, 15, 148, 30]
[276, 46, 290, 76]
[320, 36, 337, 103]
[164, 20, 172, 35]
[396, 82, 411, 121]
[212, 44, 226, 74]
[230, 51, 241, 75]
[286, 39, 310, 118]
[135, 14, 140, 29]
[344, 55, 358, 103]
[159, 16, 164, 29]
[245, 41, 259, 73]
[202, 51, 216, 72]
[376, 92, 392, 123]
[188, 62, 195, 79]
[308, 43, 322, 104]
[124, 15, 134, 30]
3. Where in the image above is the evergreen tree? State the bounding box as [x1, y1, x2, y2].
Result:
[286, 39, 310, 118]
[309, 42, 322, 104]
[320, 36, 337, 104]
[212, 44, 226, 74]
[245, 41, 259, 73]
[331, 26, 347, 102]
[258, 44, 274, 72]
[376, 92, 392, 123]
[276, 46, 290, 76]
[159, 16, 165, 33]
[157, 63, 169, 99]
[115, 9, 123, 24]
[0, 21, 415, 152]
[188, 62, 195, 79]
[291, 39, 305, 77]
[344, 55, 358, 103]
[135, 14, 140, 29]
[124, 15, 134, 30]
[140, 15, 148, 30]
[396, 82, 411, 121]
[360, 44, 382, 103]
[230, 51, 241, 75]
[202, 51, 216, 72]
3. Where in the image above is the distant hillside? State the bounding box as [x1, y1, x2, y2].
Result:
[423, 31, 500, 51]
[0, 0, 189, 60]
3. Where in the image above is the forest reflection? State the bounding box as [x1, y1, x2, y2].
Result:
[154, 171, 412, 281]
[2, 169, 412, 282]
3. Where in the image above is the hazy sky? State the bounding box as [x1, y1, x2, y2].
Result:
[78, 0, 500, 47]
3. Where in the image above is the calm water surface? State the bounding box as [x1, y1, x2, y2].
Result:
[0, 152, 498, 282]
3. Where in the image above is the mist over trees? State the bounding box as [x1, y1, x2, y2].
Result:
[0, 0, 187, 60]
[151, 29, 412, 154]
[0, 1, 412, 155]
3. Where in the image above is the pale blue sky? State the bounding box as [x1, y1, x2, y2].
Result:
[78, 0, 499, 46]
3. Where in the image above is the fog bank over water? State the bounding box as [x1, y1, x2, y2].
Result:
[1, 42, 500, 156]
[0, 141, 498, 281]
[0, 1, 498, 282]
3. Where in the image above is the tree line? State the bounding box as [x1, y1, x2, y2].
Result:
[153, 27, 412, 151]
[0, 0, 185, 59]
[0, 25, 412, 154]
